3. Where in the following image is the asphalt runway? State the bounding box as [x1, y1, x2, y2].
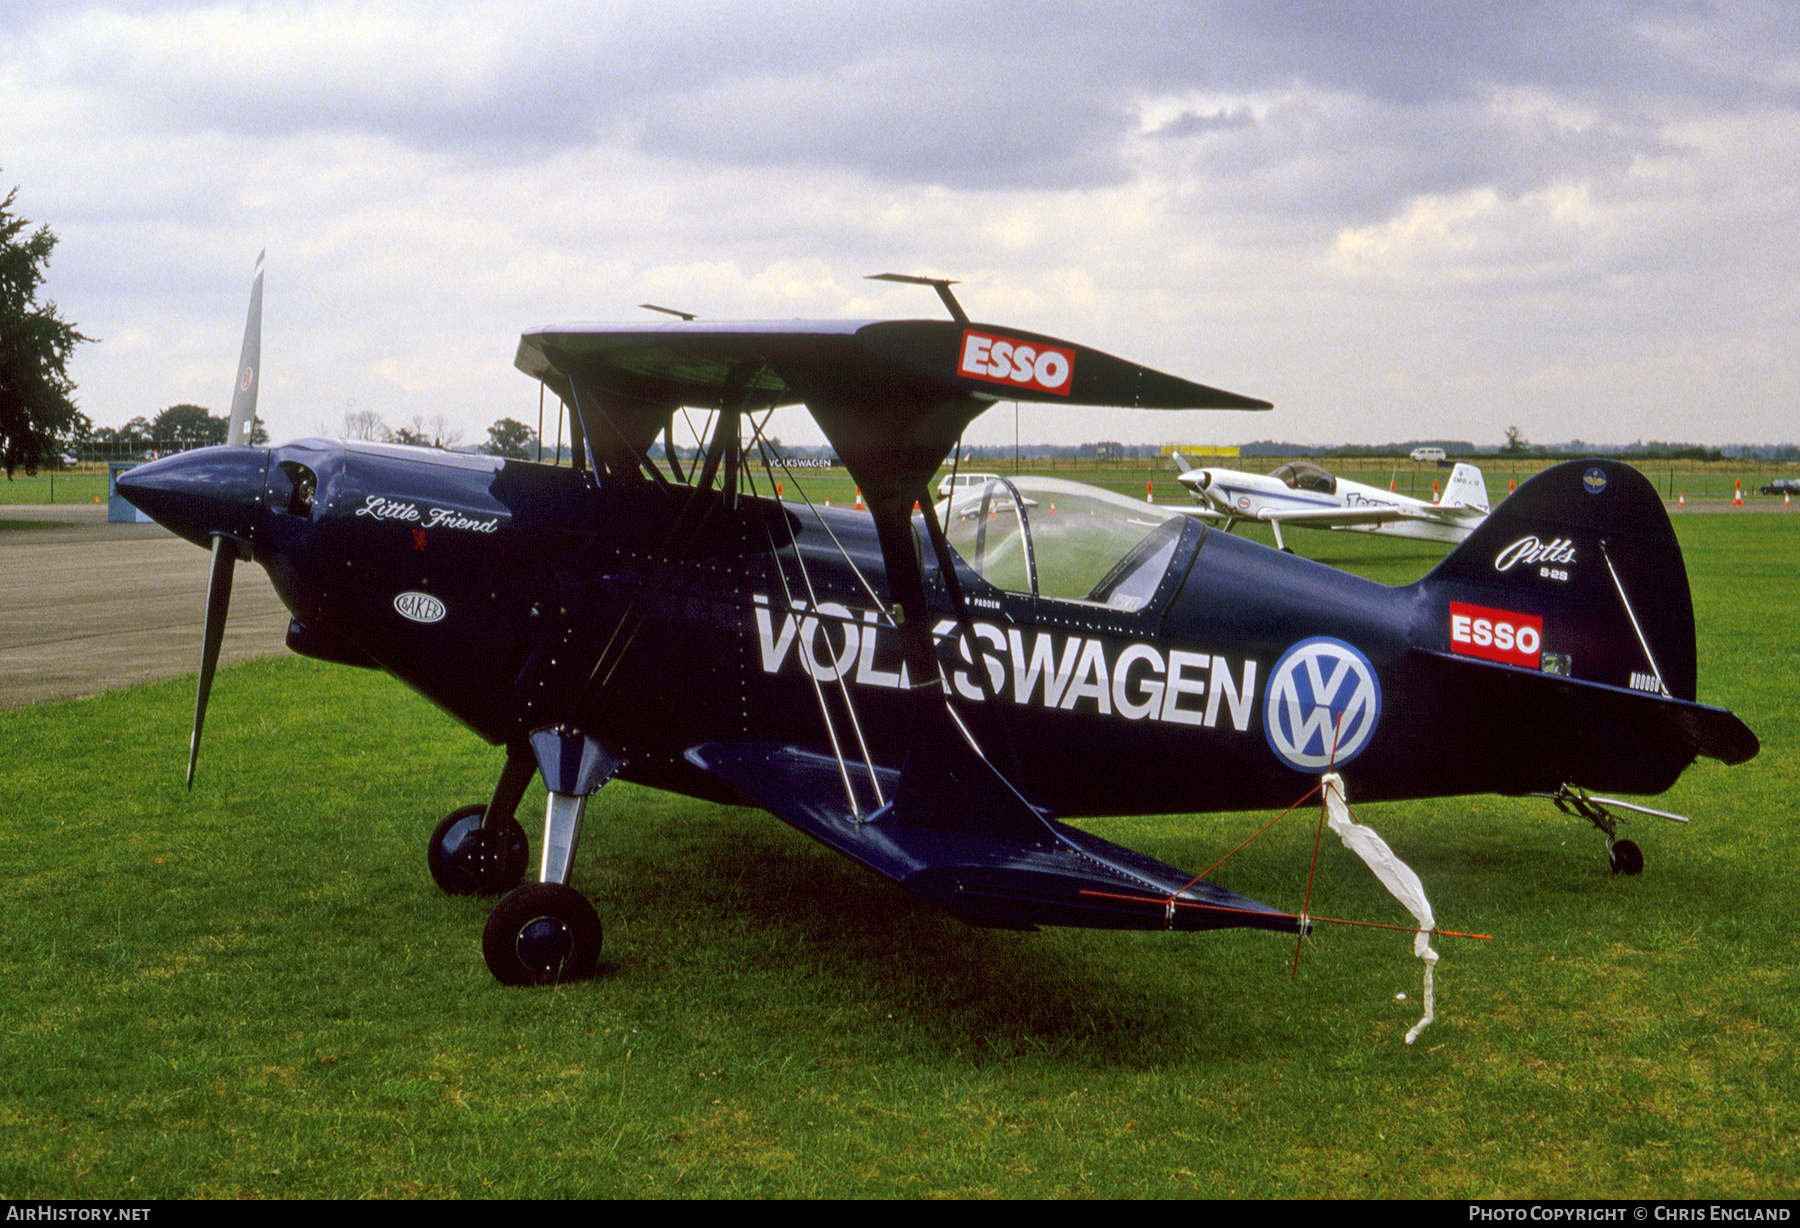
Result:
[1, 503, 291, 710]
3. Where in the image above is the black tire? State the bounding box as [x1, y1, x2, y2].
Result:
[482, 883, 602, 986]
[1609, 838, 1645, 876]
[428, 804, 529, 896]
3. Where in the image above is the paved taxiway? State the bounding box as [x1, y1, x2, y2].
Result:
[2, 503, 290, 710]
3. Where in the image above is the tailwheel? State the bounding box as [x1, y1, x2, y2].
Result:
[483, 882, 602, 986]
[1540, 785, 1655, 876]
[1608, 838, 1645, 876]
[428, 804, 529, 896]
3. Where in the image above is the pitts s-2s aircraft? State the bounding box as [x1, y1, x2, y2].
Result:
[119, 270, 1759, 990]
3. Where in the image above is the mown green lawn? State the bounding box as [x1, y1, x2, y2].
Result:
[0, 513, 1791, 1198]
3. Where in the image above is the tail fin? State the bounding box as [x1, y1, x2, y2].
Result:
[1426, 459, 1694, 698]
[1439, 462, 1488, 512]
[1418, 459, 1756, 776]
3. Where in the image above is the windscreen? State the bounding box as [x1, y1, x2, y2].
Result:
[939, 477, 1185, 612]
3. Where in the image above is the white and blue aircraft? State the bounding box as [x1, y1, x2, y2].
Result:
[1172, 455, 1490, 551]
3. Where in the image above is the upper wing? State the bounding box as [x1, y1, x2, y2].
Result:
[517, 319, 1270, 496]
[517, 318, 1270, 414]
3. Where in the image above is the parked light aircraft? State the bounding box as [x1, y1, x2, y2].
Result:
[1173, 454, 1490, 551]
[116, 269, 1758, 988]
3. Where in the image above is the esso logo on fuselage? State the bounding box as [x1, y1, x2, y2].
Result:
[958, 330, 1074, 396]
[1449, 601, 1542, 668]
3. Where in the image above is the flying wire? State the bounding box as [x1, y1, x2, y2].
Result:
[746, 415, 886, 810]
[1291, 711, 1350, 979]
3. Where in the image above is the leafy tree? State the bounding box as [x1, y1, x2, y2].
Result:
[0, 181, 91, 477]
[484, 417, 537, 460]
[151, 403, 227, 448]
[1502, 424, 1529, 455]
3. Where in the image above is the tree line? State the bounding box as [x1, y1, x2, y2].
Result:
[0, 179, 85, 477]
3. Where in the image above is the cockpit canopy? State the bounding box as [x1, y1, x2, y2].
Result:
[1268, 460, 1337, 495]
[938, 477, 1186, 613]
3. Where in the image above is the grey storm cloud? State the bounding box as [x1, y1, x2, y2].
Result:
[20, 0, 1796, 191]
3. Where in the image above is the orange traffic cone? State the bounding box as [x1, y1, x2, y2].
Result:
[776, 481, 783, 499]
[1678, 493, 1686, 506]
[1733, 479, 1744, 506]
[1431, 479, 1440, 504]
[854, 486, 863, 510]
[1146, 480, 1154, 504]
[1509, 478, 1515, 493]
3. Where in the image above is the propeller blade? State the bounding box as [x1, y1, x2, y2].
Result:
[188, 535, 237, 789]
[226, 251, 263, 447]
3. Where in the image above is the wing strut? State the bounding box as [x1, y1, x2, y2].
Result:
[913, 494, 1027, 783]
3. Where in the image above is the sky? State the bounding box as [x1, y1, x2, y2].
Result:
[3, 0, 1797, 452]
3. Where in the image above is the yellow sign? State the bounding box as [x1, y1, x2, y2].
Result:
[1161, 444, 1240, 458]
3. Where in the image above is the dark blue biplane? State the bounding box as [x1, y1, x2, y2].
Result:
[119, 270, 1758, 986]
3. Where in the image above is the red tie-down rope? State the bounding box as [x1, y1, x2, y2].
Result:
[1081, 709, 1491, 973]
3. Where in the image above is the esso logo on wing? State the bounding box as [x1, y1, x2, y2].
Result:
[957, 330, 1074, 396]
[1449, 601, 1542, 668]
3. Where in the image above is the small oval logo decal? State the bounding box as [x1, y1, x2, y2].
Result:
[394, 591, 446, 623]
[1583, 466, 1607, 495]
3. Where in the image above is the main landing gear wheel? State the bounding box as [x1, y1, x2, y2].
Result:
[1609, 838, 1645, 876]
[482, 882, 602, 986]
[428, 804, 529, 896]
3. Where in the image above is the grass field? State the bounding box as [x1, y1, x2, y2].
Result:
[0, 509, 1793, 1198]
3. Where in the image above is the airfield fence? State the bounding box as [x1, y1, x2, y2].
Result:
[10, 452, 1795, 507]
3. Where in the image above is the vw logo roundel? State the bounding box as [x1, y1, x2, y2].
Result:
[1263, 637, 1382, 772]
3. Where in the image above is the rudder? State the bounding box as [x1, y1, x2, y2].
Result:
[1440, 462, 1489, 512]
[1423, 459, 1696, 701]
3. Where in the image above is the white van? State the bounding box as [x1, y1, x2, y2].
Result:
[1409, 447, 1447, 464]
[936, 471, 1003, 500]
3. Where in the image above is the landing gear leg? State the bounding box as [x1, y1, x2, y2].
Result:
[481, 726, 625, 985]
[427, 745, 535, 895]
[1545, 785, 1645, 876]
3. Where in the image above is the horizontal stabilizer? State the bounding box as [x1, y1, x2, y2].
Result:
[686, 741, 1302, 935]
[1408, 650, 1758, 798]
